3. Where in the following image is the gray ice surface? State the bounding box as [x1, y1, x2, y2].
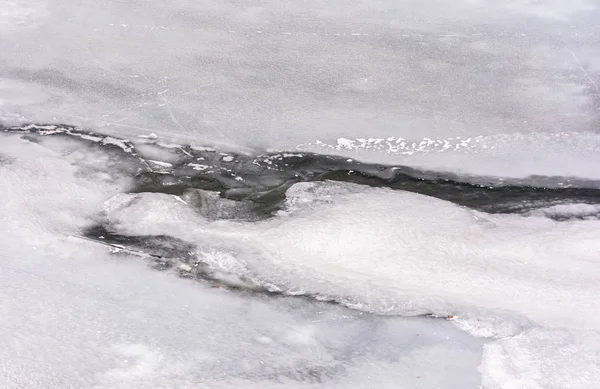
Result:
[1, 1, 599, 153]
[1, 2, 600, 388]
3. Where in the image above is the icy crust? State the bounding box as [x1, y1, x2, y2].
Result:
[5, 123, 600, 189]
[306, 133, 600, 156]
[0, 0, 598, 161]
[523, 203, 600, 221]
[298, 132, 600, 180]
[480, 329, 600, 389]
[99, 181, 600, 388]
[5, 124, 137, 154]
[5, 124, 600, 223]
[0, 125, 485, 388]
[1, 132, 599, 387]
[101, 181, 600, 332]
[7, 125, 598, 335]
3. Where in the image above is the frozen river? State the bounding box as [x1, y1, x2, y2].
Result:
[1, 1, 599, 388]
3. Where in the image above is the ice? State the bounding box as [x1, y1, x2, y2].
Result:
[481, 328, 600, 389]
[1, 0, 600, 178]
[102, 181, 600, 330]
[99, 180, 600, 387]
[299, 132, 600, 179]
[524, 203, 600, 220]
[2, 0, 600, 387]
[0, 133, 486, 388]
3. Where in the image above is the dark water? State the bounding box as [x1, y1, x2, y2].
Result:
[4, 122, 600, 303]
[4, 123, 600, 219]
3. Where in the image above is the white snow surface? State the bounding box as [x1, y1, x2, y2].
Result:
[1, 0, 600, 177]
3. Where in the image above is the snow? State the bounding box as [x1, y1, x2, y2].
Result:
[1, 126, 599, 388]
[187, 163, 210, 171]
[147, 159, 173, 168]
[102, 181, 600, 330]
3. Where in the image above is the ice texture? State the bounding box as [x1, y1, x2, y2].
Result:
[0, 136, 486, 389]
[1, 0, 600, 177]
[2, 0, 600, 387]
[101, 181, 600, 331]
[1, 125, 599, 388]
[100, 180, 600, 388]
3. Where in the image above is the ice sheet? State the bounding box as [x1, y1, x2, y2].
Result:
[1, 0, 599, 177]
[480, 328, 600, 389]
[298, 132, 600, 180]
[0, 134, 485, 388]
[100, 181, 600, 388]
[102, 181, 600, 331]
[2, 1, 600, 386]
